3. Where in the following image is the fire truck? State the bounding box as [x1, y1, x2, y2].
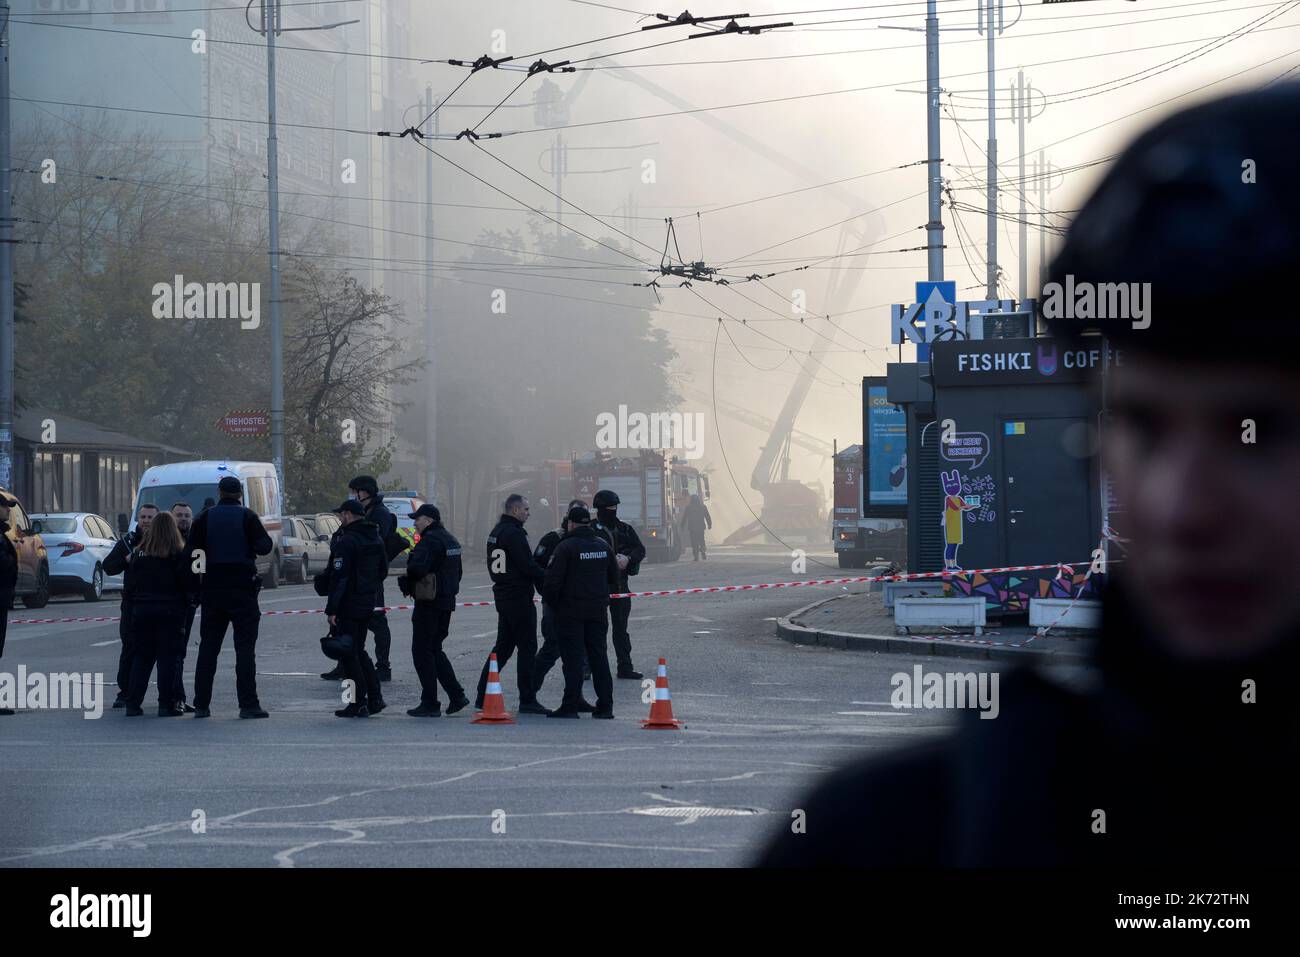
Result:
[832, 443, 907, 569]
[572, 449, 710, 563]
[483, 460, 574, 536]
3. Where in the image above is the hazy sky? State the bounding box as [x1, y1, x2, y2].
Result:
[398, 0, 1298, 510]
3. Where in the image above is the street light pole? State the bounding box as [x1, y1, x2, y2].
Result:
[250, 0, 357, 509]
[424, 86, 437, 506]
[925, 0, 944, 282]
[264, 0, 284, 504]
[980, 0, 1002, 300]
[0, 0, 14, 492]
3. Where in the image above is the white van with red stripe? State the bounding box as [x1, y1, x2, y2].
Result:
[130, 461, 285, 588]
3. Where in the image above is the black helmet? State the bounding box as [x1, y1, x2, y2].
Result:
[593, 489, 620, 509]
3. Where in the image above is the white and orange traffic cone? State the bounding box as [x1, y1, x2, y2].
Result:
[472, 653, 516, 725]
[641, 657, 683, 730]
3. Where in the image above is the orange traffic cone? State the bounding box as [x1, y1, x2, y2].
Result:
[641, 658, 683, 730]
[472, 653, 516, 725]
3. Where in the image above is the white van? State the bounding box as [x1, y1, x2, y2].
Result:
[129, 461, 285, 588]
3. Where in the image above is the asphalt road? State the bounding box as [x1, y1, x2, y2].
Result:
[0, 545, 1082, 867]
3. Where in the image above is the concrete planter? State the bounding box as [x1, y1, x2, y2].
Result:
[882, 580, 948, 609]
[895, 596, 987, 635]
[1029, 598, 1102, 631]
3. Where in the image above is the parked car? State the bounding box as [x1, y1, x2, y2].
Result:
[305, 512, 341, 543]
[282, 515, 334, 584]
[29, 513, 124, 601]
[379, 491, 425, 573]
[131, 460, 284, 587]
[1, 486, 50, 609]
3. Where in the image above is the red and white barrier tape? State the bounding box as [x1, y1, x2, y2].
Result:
[6, 560, 1094, 626]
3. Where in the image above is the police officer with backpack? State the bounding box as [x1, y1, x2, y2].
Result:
[325, 500, 389, 718]
[186, 475, 273, 719]
[346, 475, 408, 682]
[544, 505, 620, 719]
[399, 504, 471, 717]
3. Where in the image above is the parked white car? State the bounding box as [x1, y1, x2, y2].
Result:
[282, 515, 335, 583]
[30, 513, 124, 602]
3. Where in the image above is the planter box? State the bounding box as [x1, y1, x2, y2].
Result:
[882, 580, 948, 609]
[1028, 598, 1102, 631]
[895, 596, 986, 635]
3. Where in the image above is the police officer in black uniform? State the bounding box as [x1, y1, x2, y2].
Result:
[400, 503, 471, 717]
[544, 505, 619, 719]
[105, 503, 157, 709]
[325, 500, 388, 718]
[186, 475, 273, 719]
[592, 489, 647, 679]
[532, 498, 592, 703]
[347, 475, 406, 682]
[0, 494, 19, 716]
[170, 502, 198, 712]
[318, 516, 348, 680]
[476, 494, 549, 714]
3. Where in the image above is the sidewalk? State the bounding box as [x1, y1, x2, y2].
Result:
[775, 587, 1099, 663]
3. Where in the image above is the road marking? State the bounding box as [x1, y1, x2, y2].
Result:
[849, 701, 895, 706]
[90, 640, 117, 647]
[835, 710, 911, 716]
[471, 631, 495, 639]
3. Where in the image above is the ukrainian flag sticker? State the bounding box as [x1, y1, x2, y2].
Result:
[1005, 421, 1025, 435]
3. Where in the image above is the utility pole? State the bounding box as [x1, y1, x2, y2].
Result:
[0, 0, 13, 492]
[1038, 149, 1047, 295]
[264, 0, 285, 504]
[249, 0, 356, 509]
[1034, 150, 1065, 296]
[552, 130, 567, 239]
[424, 86, 437, 505]
[979, 0, 1004, 299]
[925, 0, 944, 282]
[1009, 69, 1040, 302]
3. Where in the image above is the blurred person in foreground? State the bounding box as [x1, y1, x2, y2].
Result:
[759, 86, 1300, 867]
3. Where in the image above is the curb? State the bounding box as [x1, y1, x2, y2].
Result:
[775, 594, 1094, 665]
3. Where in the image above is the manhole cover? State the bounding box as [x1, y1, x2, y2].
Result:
[630, 806, 758, 819]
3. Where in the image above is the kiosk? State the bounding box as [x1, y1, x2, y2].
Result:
[880, 337, 1120, 613]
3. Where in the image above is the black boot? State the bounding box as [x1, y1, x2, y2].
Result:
[407, 702, 441, 717]
[335, 703, 369, 718]
[446, 694, 471, 715]
[320, 665, 344, 681]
